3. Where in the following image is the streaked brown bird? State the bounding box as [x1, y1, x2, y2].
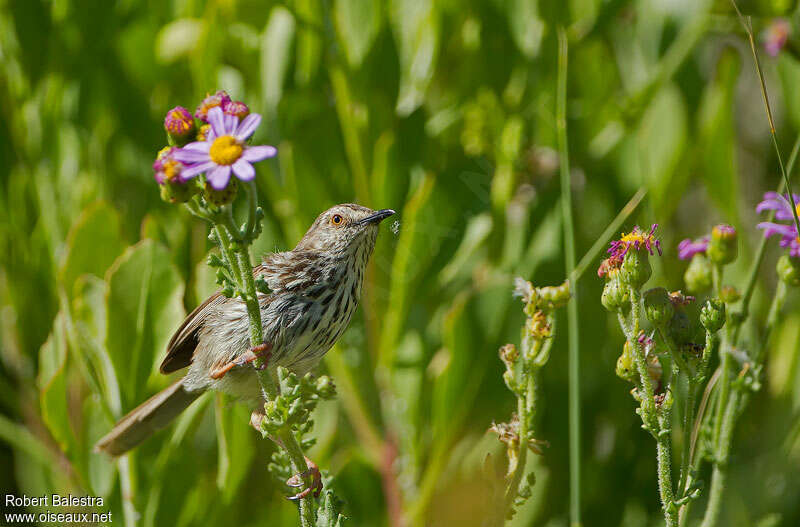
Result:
[95, 204, 394, 458]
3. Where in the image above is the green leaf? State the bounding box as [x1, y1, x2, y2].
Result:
[83, 396, 116, 496]
[37, 312, 73, 452]
[506, 0, 544, 58]
[632, 83, 688, 218]
[214, 395, 254, 503]
[390, 0, 439, 116]
[334, 0, 382, 68]
[155, 18, 204, 64]
[778, 53, 800, 130]
[431, 292, 483, 442]
[295, 0, 323, 85]
[261, 6, 296, 114]
[697, 49, 741, 221]
[105, 240, 185, 409]
[379, 169, 436, 367]
[58, 201, 125, 299]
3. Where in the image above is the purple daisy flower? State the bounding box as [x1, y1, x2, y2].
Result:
[173, 106, 277, 190]
[607, 224, 662, 259]
[677, 236, 709, 260]
[756, 192, 800, 258]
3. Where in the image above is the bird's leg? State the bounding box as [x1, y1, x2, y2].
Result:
[209, 343, 272, 379]
[286, 457, 323, 500]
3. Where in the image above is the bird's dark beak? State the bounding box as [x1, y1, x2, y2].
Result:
[360, 209, 395, 225]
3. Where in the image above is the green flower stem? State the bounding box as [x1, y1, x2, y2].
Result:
[557, 29, 581, 527]
[702, 285, 786, 527]
[213, 224, 244, 290]
[627, 287, 677, 527]
[210, 184, 316, 526]
[503, 340, 541, 515]
[677, 380, 697, 498]
[701, 280, 788, 527]
[699, 389, 738, 527]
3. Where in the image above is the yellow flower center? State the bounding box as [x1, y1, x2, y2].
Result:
[795, 203, 800, 218]
[209, 135, 243, 165]
[197, 124, 210, 141]
[620, 232, 646, 244]
[163, 160, 181, 181]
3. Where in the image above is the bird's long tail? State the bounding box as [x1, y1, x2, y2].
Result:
[94, 379, 202, 456]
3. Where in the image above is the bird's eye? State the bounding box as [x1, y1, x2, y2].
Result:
[331, 214, 343, 226]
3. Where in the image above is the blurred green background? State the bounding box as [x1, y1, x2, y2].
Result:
[1, 0, 799, 525]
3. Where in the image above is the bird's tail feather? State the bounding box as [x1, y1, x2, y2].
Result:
[94, 379, 201, 456]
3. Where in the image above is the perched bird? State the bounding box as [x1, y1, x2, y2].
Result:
[95, 204, 395, 459]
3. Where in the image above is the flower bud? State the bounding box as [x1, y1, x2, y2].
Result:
[643, 288, 674, 329]
[197, 124, 211, 141]
[647, 353, 663, 386]
[195, 90, 231, 123]
[616, 341, 637, 383]
[164, 106, 195, 145]
[620, 249, 651, 289]
[601, 273, 630, 313]
[536, 281, 571, 311]
[668, 310, 693, 345]
[499, 343, 519, 368]
[707, 224, 737, 265]
[203, 177, 238, 206]
[684, 253, 712, 294]
[776, 254, 800, 287]
[223, 100, 250, 120]
[527, 311, 551, 339]
[700, 299, 726, 333]
[719, 285, 741, 303]
[154, 147, 197, 204]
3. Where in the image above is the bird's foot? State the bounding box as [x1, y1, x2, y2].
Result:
[286, 457, 322, 500]
[246, 343, 272, 371]
[209, 343, 272, 379]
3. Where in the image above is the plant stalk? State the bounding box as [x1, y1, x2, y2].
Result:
[557, 28, 582, 527]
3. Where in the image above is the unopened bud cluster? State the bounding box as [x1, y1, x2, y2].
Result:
[257, 367, 337, 437]
[490, 277, 570, 521]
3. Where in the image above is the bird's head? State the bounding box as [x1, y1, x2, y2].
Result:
[295, 204, 395, 255]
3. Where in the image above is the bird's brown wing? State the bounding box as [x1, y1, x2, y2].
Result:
[160, 292, 224, 373]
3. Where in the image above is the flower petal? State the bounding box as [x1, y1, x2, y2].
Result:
[208, 106, 226, 138]
[757, 221, 797, 239]
[180, 160, 216, 180]
[172, 148, 211, 163]
[224, 114, 238, 135]
[182, 141, 211, 152]
[242, 145, 277, 162]
[207, 165, 232, 190]
[232, 159, 255, 181]
[235, 113, 262, 141]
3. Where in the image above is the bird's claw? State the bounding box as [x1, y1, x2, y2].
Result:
[286, 457, 322, 500]
[209, 343, 272, 379]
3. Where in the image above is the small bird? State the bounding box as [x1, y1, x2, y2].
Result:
[95, 204, 395, 461]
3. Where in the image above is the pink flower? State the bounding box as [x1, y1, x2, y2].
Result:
[173, 106, 276, 190]
[756, 192, 800, 258]
[677, 236, 709, 260]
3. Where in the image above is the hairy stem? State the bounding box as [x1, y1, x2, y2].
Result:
[627, 287, 677, 526]
[221, 186, 316, 526]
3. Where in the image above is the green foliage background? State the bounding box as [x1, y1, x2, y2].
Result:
[1, 0, 799, 525]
